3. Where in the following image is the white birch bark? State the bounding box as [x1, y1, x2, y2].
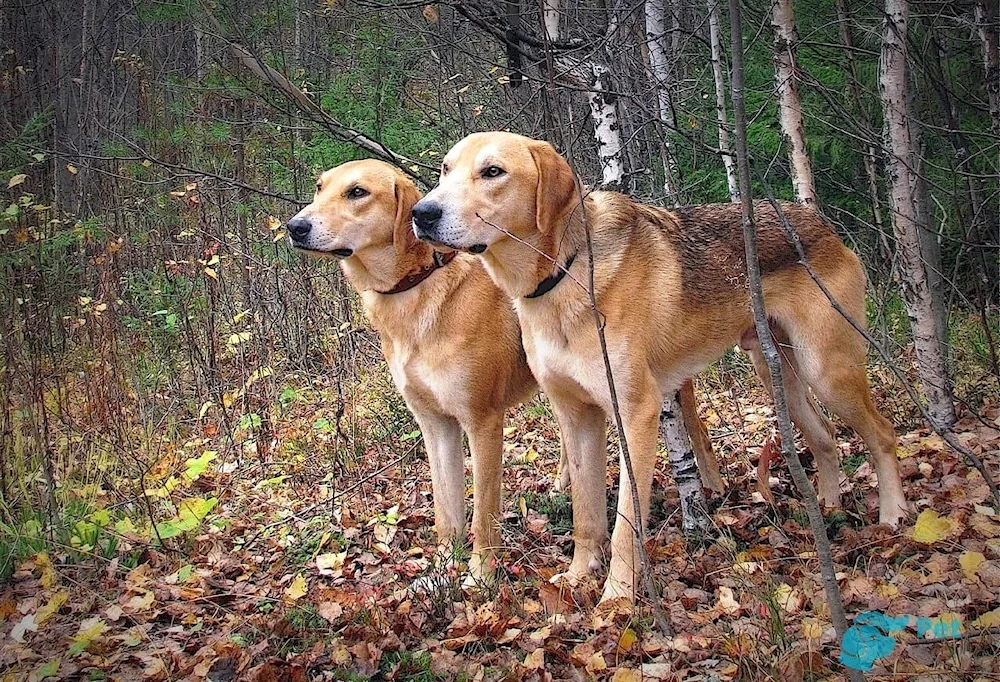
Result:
[975, 1, 1000, 139]
[834, 0, 886, 243]
[708, 0, 738, 201]
[771, 0, 816, 206]
[645, 0, 681, 203]
[660, 392, 711, 534]
[542, 0, 560, 41]
[585, 62, 625, 187]
[880, 0, 956, 428]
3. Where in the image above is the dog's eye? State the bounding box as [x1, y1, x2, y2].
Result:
[347, 186, 369, 199]
[482, 165, 505, 178]
[441, 164, 450, 176]
[315, 183, 322, 192]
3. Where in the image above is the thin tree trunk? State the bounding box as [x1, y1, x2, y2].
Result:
[645, 0, 681, 203]
[879, 0, 955, 428]
[771, 0, 816, 206]
[542, 0, 560, 40]
[729, 4, 860, 676]
[834, 0, 888, 255]
[975, 0, 1000, 139]
[708, 0, 738, 200]
[660, 392, 711, 534]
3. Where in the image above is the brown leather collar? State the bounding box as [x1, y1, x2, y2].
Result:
[377, 250, 457, 295]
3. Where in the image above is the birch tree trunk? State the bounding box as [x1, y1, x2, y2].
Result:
[771, 0, 816, 206]
[645, 0, 681, 203]
[660, 392, 710, 533]
[708, 0, 738, 201]
[975, 0, 1000, 139]
[834, 0, 887, 252]
[542, 0, 560, 41]
[880, 0, 956, 428]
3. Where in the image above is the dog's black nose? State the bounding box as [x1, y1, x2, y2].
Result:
[287, 216, 312, 242]
[412, 201, 442, 230]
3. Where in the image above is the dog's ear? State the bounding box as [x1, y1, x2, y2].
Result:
[529, 142, 577, 234]
[392, 173, 422, 255]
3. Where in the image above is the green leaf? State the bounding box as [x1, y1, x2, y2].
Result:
[177, 564, 193, 583]
[155, 497, 217, 540]
[34, 658, 60, 679]
[183, 450, 217, 481]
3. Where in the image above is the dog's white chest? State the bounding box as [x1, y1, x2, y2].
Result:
[526, 329, 615, 409]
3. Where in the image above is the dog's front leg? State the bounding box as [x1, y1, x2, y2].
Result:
[602, 391, 661, 606]
[414, 412, 466, 564]
[465, 412, 504, 586]
[549, 398, 608, 585]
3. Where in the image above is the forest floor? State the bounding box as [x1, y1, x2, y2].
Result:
[2, 372, 1000, 682]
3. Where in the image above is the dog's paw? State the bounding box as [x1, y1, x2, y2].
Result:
[598, 576, 636, 607]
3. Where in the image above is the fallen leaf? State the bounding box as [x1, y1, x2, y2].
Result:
[617, 627, 638, 654]
[316, 551, 347, 574]
[912, 509, 959, 544]
[973, 606, 1000, 629]
[66, 164, 78, 175]
[717, 586, 741, 616]
[960, 551, 986, 581]
[317, 601, 343, 623]
[11, 613, 38, 642]
[285, 573, 308, 602]
[69, 616, 107, 655]
[612, 668, 642, 682]
[522, 648, 544, 670]
[7, 173, 27, 188]
[35, 590, 67, 624]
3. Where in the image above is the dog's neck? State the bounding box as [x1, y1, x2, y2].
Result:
[340, 240, 439, 295]
[481, 200, 590, 300]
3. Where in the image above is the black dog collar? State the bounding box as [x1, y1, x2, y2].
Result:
[525, 252, 577, 299]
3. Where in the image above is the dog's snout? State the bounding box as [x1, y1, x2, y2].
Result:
[287, 216, 312, 242]
[412, 201, 443, 230]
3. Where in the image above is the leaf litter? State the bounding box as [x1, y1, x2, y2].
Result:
[1, 383, 999, 681]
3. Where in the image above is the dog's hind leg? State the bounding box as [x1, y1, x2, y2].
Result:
[553, 441, 571, 494]
[743, 327, 842, 509]
[415, 412, 466, 563]
[776, 286, 908, 527]
[679, 379, 725, 494]
[465, 412, 505, 585]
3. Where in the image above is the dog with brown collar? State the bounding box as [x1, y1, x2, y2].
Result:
[411, 132, 908, 605]
[286, 159, 725, 586]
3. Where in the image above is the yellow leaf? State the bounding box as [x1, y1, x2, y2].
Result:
[912, 509, 959, 544]
[266, 215, 282, 231]
[124, 590, 155, 612]
[199, 401, 213, 418]
[801, 618, 824, 641]
[185, 183, 197, 191]
[316, 551, 347, 574]
[285, 573, 307, 602]
[36, 590, 68, 624]
[611, 669, 641, 682]
[69, 616, 107, 655]
[7, 174, 27, 188]
[616, 627, 638, 654]
[960, 551, 986, 581]
[35, 552, 57, 588]
[66, 164, 78, 175]
[973, 606, 1000, 629]
[717, 586, 741, 615]
[203, 267, 218, 280]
